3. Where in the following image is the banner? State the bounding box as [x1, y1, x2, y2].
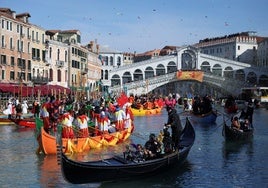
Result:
[176, 70, 204, 82]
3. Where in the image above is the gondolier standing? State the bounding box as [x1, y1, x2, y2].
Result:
[165, 106, 183, 150]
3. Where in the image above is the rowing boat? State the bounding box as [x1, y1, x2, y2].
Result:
[60, 117, 195, 184]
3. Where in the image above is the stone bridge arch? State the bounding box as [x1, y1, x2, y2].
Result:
[145, 66, 154, 79]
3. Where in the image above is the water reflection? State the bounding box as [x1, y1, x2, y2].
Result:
[38, 155, 61, 187]
[222, 140, 254, 162]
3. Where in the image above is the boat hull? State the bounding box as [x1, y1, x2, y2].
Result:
[222, 123, 253, 141]
[190, 110, 217, 124]
[13, 118, 36, 128]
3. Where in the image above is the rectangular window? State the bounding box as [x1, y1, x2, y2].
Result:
[10, 71, 15, 80]
[2, 70, 5, 80]
[1, 35, 5, 47]
[6, 21, 9, 30]
[36, 32, 39, 42]
[10, 38, 13, 49]
[28, 60, 31, 70]
[32, 31, 35, 41]
[10, 56, 15, 66]
[1, 19, 4, 29]
[238, 45, 240, 50]
[1, 55, 6, 64]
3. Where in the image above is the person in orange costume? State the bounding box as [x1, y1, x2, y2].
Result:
[60, 108, 75, 139]
[75, 109, 90, 138]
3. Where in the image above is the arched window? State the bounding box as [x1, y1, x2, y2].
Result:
[49, 47, 52, 58]
[49, 68, 53, 81]
[57, 69, 61, 82]
[65, 51, 67, 62]
[110, 56, 114, 66]
[105, 70, 109, 79]
[57, 49, 60, 60]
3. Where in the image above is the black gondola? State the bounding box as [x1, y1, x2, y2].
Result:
[60, 117, 195, 184]
[222, 121, 253, 141]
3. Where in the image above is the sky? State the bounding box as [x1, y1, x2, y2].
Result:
[1, 0, 268, 53]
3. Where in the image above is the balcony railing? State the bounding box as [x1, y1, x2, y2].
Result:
[31, 76, 51, 84]
[81, 68, 88, 75]
[56, 60, 64, 67]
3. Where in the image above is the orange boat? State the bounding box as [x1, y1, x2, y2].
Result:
[36, 119, 134, 155]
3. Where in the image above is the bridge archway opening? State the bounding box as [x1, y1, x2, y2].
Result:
[167, 61, 177, 73]
[247, 72, 257, 85]
[235, 69, 245, 82]
[181, 50, 197, 70]
[212, 64, 222, 76]
[200, 61, 211, 72]
[122, 72, 132, 84]
[156, 64, 165, 76]
[111, 74, 121, 86]
[145, 67, 154, 79]
[133, 69, 143, 81]
[259, 75, 268, 86]
[223, 66, 234, 78]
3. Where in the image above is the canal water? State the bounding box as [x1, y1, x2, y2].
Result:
[0, 105, 267, 188]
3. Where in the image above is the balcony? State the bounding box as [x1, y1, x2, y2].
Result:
[31, 76, 51, 84]
[44, 58, 52, 66]
[81, 68, 88, 75]
[56, 60, 64, 67]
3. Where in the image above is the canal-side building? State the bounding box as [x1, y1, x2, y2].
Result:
[0, 8, 32, 84]
[30, 24, 49, 86]
[44, 30, 69, 88]
[257, 38, 268, 68]
[194, 31, 259, 65]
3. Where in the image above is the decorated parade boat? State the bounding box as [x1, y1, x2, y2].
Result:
[35, 117, 134, 155]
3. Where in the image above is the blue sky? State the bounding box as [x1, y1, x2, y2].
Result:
[1, 0, 267, 53]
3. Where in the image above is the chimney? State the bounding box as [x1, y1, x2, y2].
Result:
[11, 11, 16, 19]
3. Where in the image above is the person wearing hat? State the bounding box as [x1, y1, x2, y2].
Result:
[114, 105, 126, 131]
[165, 106, 183, 151]
[60, 108, 75, 138]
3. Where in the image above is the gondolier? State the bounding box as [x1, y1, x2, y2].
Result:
[165, 106, 183, 150]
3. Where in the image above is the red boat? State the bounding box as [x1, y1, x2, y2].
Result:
[12, 118, 36, 128]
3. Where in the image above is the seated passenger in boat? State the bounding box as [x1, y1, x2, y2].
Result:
[144, 133, 162, 159]
[108, 122, 117, 133]
[162, 127, 173, 154]
[240, 118, 251, 131]
[134, 144, 146, 162]
[231, 116, 241, 131]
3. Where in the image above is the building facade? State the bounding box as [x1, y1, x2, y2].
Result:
[1, 7, 103, 99]
[194, 32, 259, 65]
[257, 38, 268, 67]
[0, 8, 32, 84]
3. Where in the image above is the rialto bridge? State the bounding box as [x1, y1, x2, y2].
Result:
[101, 46, 268, 97]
